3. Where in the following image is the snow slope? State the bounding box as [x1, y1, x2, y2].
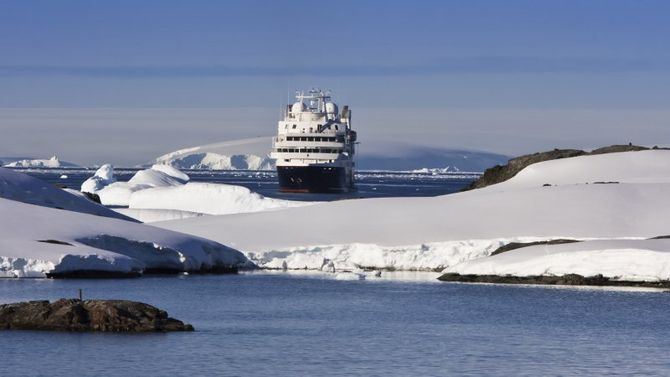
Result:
[113, 208, 206, 223]
[502, 150, 670, 188]
[157, 150, 670, 274]
[4, 156, 79, 168]
[443, 239, 670, 282]
[128, 182, 311, 216]
[0, 167, 134, 221]
[0, 197, 250, 278]
[152, 137, 274, 170]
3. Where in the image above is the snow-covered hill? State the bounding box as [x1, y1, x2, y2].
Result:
[156, 150, 670, 279]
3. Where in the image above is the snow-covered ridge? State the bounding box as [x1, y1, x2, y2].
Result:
[3, 156, 79, 168]
[157, 150, 670, 279]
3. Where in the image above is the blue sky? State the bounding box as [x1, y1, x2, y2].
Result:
[0, 0, 669, 165]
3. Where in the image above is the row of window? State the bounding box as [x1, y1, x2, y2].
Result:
[276, 148, 342, 154]
[285, 136, 342, 142]
[288, 124, 340, 131]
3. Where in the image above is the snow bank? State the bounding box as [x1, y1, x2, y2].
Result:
[4, 156, 79, 168]
[247, 238, 543, 272]
[443, 239, 670, 282]
[0, 167, 133, 221]
[129, 182, 310, 216]
[157, 150, 670, 273]
[0, 197, 250, 278]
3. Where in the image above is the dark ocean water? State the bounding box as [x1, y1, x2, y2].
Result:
[1, 274, 669, 376]
[16, 167, 479, 201]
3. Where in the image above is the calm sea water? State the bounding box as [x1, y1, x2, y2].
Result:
[1, 273, 669, 376]
[16, 167, 479, 201]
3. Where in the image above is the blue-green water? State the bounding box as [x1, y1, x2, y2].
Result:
[1, 273, 668, 376]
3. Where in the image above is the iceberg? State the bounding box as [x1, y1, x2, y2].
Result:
[152, 137, 275, 170]
[3, 155, 79, 168]
[81, 164, 308, 218]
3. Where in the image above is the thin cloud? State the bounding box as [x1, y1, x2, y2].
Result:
[0, 57, 668, 78]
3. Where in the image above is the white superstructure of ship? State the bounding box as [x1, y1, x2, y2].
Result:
[270, 89, 357, 193]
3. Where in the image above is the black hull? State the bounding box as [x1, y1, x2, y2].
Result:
[277, 166, 353, 193]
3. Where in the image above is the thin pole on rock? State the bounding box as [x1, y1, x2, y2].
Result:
[78, 289, 83, 301]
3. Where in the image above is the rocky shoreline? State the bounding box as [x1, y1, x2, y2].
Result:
[0, 299, 194, 332]
[438, 273, 670, 289]
[44, 265, 240, 279]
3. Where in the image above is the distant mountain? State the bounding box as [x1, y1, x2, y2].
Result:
[356, 147, 509, 172]
[150, 137, 509, 172]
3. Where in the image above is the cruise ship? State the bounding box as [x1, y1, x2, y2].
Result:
[271, 89, 357, 193]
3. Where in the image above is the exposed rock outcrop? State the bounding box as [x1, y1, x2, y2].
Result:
[490, 239, 580, 256]
[438, 273, 670, 289]
[0, 299, 194, 332]
[465, 144, 664, 190]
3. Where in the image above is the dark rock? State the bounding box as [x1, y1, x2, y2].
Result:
[0, 299, 194, 332]
[490, 239, 581, 256]
[437, 273, 670, 289]
[464, 144, 665, 191]
[82, 191, 102, 204]
[37, 239, 74, 246]
[589, 144, 653, 155]
[465, 149, 586, 190]
[46, 270, 142, 279]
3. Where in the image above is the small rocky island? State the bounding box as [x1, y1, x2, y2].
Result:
[0, 299, 194, 332]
